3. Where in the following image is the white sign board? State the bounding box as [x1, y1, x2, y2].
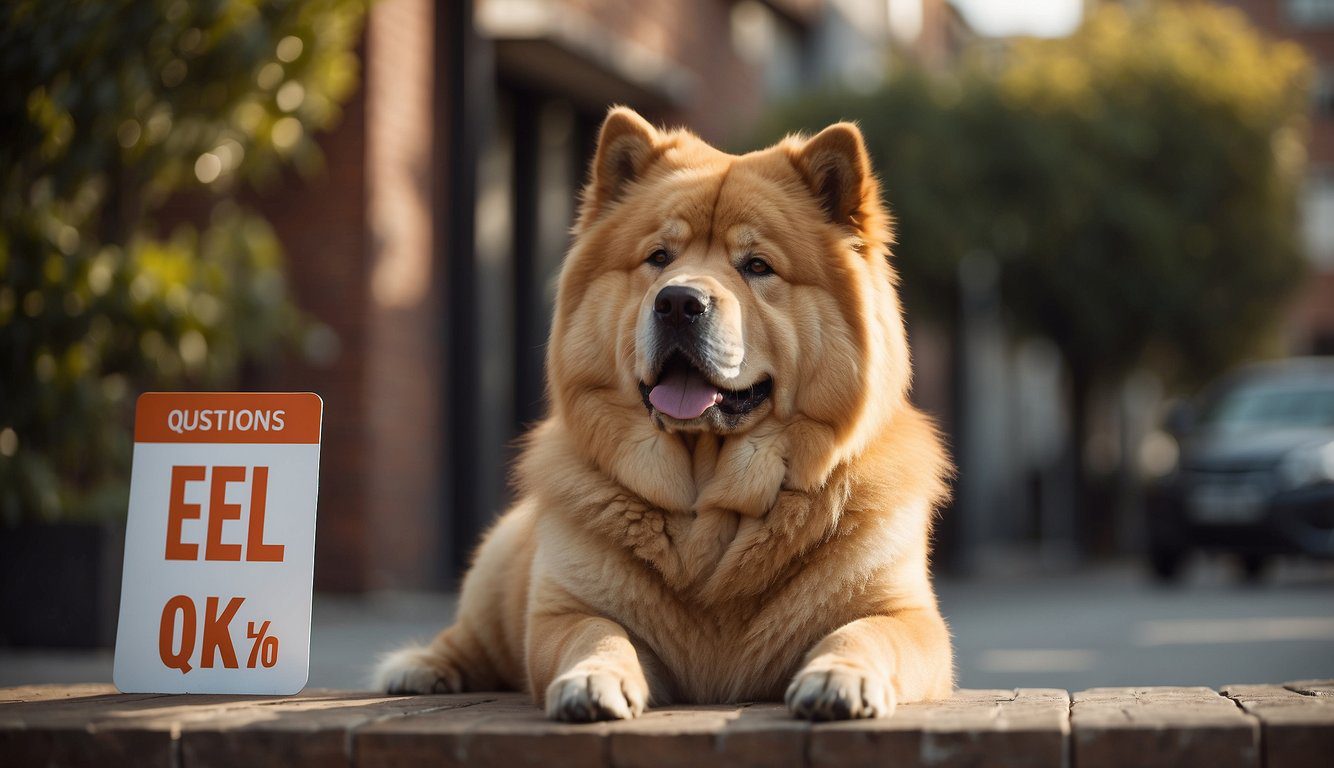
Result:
[114, 392, 322, 695]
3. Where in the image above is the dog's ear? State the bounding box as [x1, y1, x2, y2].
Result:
[789, 122, 872, 227]
[580, 107, 662, 225]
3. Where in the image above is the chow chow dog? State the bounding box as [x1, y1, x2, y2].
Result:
[376, 107, 953, 721]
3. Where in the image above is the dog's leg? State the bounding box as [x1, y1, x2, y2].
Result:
[785, 608, 952, 720]
[530, 610, 653, 722]
[376, 503, 535, 695]
[374, 624, 497, 694]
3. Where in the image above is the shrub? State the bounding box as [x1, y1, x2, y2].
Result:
[0, 0, 366, 522]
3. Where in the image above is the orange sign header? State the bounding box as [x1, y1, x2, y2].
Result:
[135, 392, 323, 444]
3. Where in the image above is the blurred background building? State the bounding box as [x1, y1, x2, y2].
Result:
[261, 0, 980, 590]
[156, 0, 1334, 591]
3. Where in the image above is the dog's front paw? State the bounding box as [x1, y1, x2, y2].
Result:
[374, 645, 464, 694]
[546, 668, 646, 722]
[785, 660, 895, 720]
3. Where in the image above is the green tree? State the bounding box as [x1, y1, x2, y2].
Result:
[994, 1, 1309, 391]
[0, 0, 366, 523]
[758, 2, 1310, 548]
[761, 0, 1309, 460]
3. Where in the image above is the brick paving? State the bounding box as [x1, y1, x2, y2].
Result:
[1, 681, 1331, 767]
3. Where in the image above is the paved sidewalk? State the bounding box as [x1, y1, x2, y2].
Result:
[2, 560, 1332, 692]
[937, 559, 1334, 691]
[0, 591, 457, 691]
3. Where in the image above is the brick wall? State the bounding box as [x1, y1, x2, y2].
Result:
[362, 0, 443, 590]
[266, 81, 372, 593]
[264, 0, 444, 591]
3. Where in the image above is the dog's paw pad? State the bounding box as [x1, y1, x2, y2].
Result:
[785, 664, 895, 720]
[546, 669, 645, 722]
[374, 646, 464, 695]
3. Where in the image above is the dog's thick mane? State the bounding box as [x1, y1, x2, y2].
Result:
[516, 396, 949, 608]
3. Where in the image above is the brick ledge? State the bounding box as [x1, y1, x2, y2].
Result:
[1, 681, 1331, 767]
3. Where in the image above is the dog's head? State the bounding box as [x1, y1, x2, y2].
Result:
[544, 107, 911, 513]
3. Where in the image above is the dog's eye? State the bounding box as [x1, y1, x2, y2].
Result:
[646, 249, 671, 267]
[743, 257, 773, 276]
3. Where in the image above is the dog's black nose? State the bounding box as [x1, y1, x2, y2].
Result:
[653, 285, 709, 327]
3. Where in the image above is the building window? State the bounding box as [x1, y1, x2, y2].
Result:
[730, 0, 809, 98]
[1288, 0, 1334, 26]
[1312, 66, 1334, 117]
[1302, 174, 1334, 269]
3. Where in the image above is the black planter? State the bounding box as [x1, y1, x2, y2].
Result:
[0, 522, 125, 648]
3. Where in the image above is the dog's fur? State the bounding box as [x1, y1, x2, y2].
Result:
[376, 107, 953, 721]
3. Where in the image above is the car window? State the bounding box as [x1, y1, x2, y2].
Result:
[1201, 384, 1334, 431]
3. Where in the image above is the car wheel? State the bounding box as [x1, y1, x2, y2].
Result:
[1149, 548, 1184, 583]
[1239, 554, 1268, 584]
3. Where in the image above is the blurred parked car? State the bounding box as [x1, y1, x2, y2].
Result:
[1146, 358, 1334, 581]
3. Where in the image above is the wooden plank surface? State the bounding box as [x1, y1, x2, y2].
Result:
[1222, 682, 1334, 768]
[0, 689, 262, 768]
[0, 682, 1330, 767]
[0, 683, 130, 704]
[180, 691, 501, 768]
[1071, 686, 1259, 768]
[808, 688, 1070, 768]
[354, 694, 605, 768]
[606, 704, 808, 768]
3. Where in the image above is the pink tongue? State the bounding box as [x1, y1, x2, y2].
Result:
[650, 367, 722, 420]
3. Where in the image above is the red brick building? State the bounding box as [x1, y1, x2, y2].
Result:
[259, 0, 954, 591]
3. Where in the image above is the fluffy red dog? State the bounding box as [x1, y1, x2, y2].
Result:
[377, 107, 953, 721]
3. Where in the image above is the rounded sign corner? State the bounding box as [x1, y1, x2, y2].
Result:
[112, 668, 135, 695]
[285, 670, 311, 696]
